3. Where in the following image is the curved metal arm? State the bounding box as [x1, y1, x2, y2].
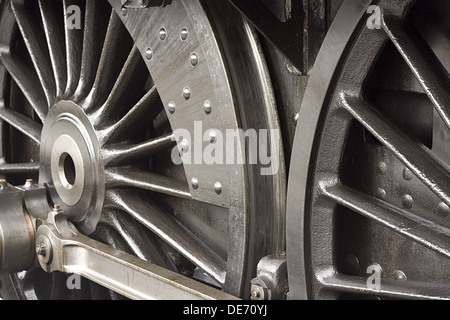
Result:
[35, 211, 239, 300]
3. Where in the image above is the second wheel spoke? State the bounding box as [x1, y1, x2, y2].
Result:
[0, 106, 42, 144]
[381, 17, 450, 131]
[339, 93, 450, 208]
[317, 271, 450, 300]
[105, 167, 191, 200]
[320, 182, 450, 259]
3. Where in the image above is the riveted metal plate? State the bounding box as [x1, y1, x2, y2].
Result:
[111, 0, 246, 209]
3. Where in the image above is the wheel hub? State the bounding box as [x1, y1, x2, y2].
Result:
[39, 100, 104, 234]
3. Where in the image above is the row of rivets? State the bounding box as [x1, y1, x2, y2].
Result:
[344, 254, 407, 281]
[190, 177, 222, 194]
[376, 162, 449, 216]
[139, 24, 220, 196]
[167, 99, 212, 115]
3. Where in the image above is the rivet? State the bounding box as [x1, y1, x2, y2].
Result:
[191, 177, 199, 190]
[209, 130, 217, 143]
[145, 47, 153, 60]
[180, 28, 188, 41]
[203, 100, 212, 114]
[376, 188, 386, 200]
[180, 139, 189, 153]
[183, 86, 191, 100]
[403, 167, 413, 181]
[437, 202, 450, 217]
[159, 28, 167, 41]
[393, 270, 407, 281]
[376, 162, 387, 175]
[168, 101, 176, 114]
[402, 194, 413, 209]
[121, 6, 128, 16]
[214, 182, 222, 195]
[189, 52, 198, 66]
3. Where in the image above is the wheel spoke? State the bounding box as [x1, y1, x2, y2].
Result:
[103, 133, 175, 165]
[96, 85, 162, 143]
[63, 0, 83, 98]
[0, 107, 42, 144]
[382, 17, 450, 130]
[84, 9, 128, 109]
[0, 162, 39, 174]
[99, 209, 178, 271]
[11, 1, 56, 106]
[339, 93, 450, 208]
[317, 270, 450, 300]
[105, 189, 227, 286]
[320, 182, 450, 259]
[74, 0, 107, 101]
[0, 49, 47, 122]
[94, 46, 146, 121]
[39, 0, 67, 98]
[105, 167, 191, 200]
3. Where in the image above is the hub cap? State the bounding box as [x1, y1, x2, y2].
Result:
[40, 100, 104, 232]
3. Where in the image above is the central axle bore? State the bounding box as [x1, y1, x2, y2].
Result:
[39, 100, 104, 234]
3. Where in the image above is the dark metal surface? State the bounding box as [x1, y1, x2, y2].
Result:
[287, 0, 450, 300]
[228, 0, 327, 74]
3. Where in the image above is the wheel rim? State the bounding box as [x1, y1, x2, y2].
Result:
[287, 0, 450, 299]
[0, 0, 285, 299]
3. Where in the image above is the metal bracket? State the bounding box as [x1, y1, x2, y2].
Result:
[250, 252, 288, 300]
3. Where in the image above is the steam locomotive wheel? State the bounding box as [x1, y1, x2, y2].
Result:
[0, 0, 285, 299]
[287, 0, 450, 299]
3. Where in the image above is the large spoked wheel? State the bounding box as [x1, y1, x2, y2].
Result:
[0, 0, 285, 299]
[287, 0, 450, 299]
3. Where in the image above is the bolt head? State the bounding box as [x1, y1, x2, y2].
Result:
[36, 244, 46, 256]
[250, 283, 266, 300]
[35, 235, 53, 265]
